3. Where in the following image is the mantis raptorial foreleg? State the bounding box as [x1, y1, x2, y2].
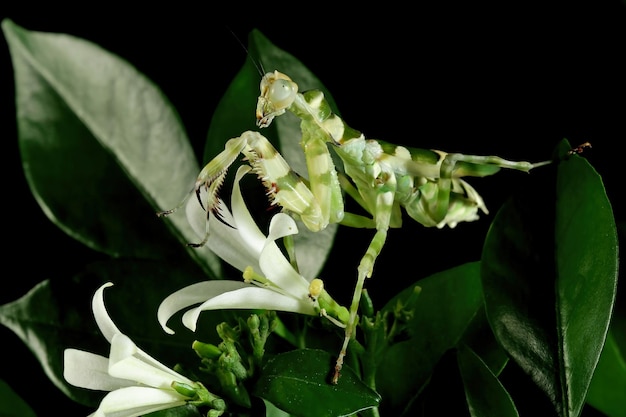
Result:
[157, 130, 328, 246]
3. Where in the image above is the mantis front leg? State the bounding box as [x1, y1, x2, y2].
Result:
[158, 130, 328, 246]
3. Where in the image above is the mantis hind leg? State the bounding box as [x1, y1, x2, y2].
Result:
[430, 153, 552, 225]
[333, 173, 396, 384]
[333, 227, 388, 384]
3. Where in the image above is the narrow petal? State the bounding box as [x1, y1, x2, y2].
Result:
[230, 165, 267, 254]
[94, 386, 187, 417]
[186, 192, 261, 272]
[108, 334, 193, 387]
[64, 349, 135, 391]
[158, 281, 250, 334]
[182, 286, 317, 332]
[92, 283, 122, 343]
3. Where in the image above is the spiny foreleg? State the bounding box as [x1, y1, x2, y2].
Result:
[157, 130, 325, 247]
[156, 132, 252, 246]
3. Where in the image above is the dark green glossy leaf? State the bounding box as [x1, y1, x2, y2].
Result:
[459, 305, 509, 377]
[2, 19, 220, 277]
[375, 261, 483, 414]
[0, 260, 215, 407]
[204, 29, 339, 279]
[481, 139, 618, 417]
[585, 224, 626, 417]
[254, 349, 380, 417]
[262, 398, 292, 417]
[457, 345, 519, 417]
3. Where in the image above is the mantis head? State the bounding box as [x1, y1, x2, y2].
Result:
[256, 70, 298, 128]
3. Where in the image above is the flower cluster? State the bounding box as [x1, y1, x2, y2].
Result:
[63, 283, 225, 417]
[64, 165, 349, 416]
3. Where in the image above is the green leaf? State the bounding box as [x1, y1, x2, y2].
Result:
[262, 399, 294, 417]
[254, 349, 380, 417]
[204, 29, 339, 279]
[0, 260, 213, 407]
[459, 304, 509, 377]
[2, 19, 220, 277]
[0, 379, 36, 417]
[586, 330, 626, 417]
[457, 345, 519, 417]
[375, 261, 484, 414]
[481, 139, 618, 417]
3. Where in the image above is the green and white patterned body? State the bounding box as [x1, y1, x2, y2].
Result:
[255, 71, 551, 382]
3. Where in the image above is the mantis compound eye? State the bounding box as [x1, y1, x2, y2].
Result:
[268, 78, 297, 109]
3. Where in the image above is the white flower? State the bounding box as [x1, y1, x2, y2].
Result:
[64, 283, 217, 417]
[158, 165, 347, 335]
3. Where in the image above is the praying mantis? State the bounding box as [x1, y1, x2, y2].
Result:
[159, 69, 563, 384]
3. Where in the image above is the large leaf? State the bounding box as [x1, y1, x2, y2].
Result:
[204, 29, 340, 279]
[254, 349, 380, 417]
[2, 19, 221, 277]
[481, 139, 618, 417]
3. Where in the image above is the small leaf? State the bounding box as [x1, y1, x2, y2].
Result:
[262, 399, 293, 417]
[585, 330, 626, 417]
[457, 345, 519, 417]
[481, 139, 618, 417]
[459, 305, 509, 377]
[254, 349, 380, 417]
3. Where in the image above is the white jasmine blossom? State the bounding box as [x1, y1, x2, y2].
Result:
[158, 165, 348, 334]
[64, 283, 223, 417]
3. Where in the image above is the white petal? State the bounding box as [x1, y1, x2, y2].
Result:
[182, 287, 317, 331]
[108, 334, 193, 387]
[267, 212, 299, 241]
[230, 165, 266, 254]
[94, 386, 187, 417]
[259, 214, 310, 296]
[92, 283, 121, 343]
[186, 191, 261, 272]
[64, 349, 135, 391]
[158, 281, 250, 334]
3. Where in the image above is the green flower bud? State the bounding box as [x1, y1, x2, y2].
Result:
[192, 340, 222, 360]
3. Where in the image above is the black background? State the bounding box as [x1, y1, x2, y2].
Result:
[1, 2, 624, 416]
